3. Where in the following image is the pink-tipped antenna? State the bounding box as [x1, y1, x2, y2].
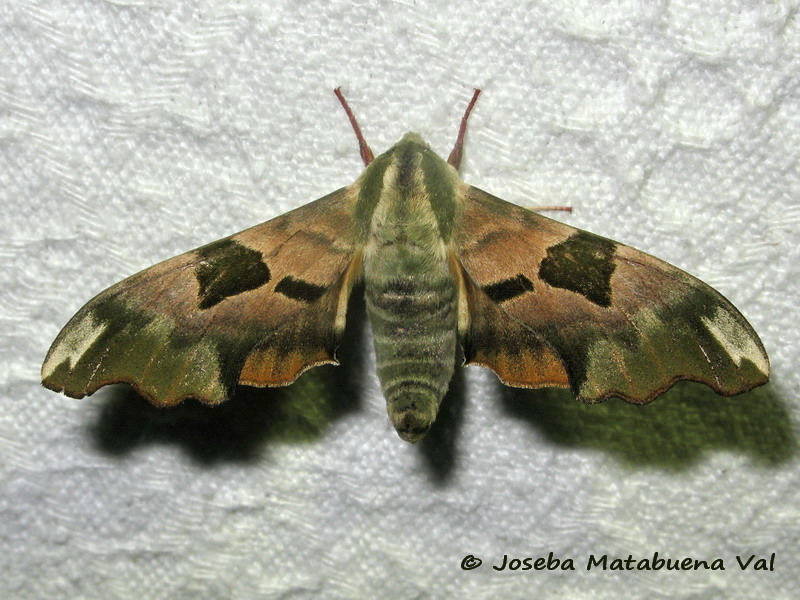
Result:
[447, 88, 481, 170]
[334, 87, 375, 166]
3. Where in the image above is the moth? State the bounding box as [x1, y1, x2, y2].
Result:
[42, 88, 770, 443]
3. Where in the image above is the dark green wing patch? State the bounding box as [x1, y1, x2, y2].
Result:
[482, 274, 534, 303]
[275, 276, 328, 303]
[196, 239, 271, 309]
[539, 231, 616, 307]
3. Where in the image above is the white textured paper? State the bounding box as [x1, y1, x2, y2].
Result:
[1, 1, 798, 598]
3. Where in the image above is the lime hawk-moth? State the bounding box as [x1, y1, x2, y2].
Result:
[42, 89, 769, 443]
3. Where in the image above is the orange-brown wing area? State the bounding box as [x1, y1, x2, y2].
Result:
[457, 261, 570, 390]
[455, 185, 769, 403]
[42, 187, 360, 406]
[238, 252, 362, 387]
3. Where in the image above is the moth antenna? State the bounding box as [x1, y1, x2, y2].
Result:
[447, 88, 481, 170]
[334, 87, 375, 166]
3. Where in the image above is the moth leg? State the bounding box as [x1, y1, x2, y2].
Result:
[526, 205, 573, 213]
[334, 87, 375, 166]
[447, 88, 482, 170]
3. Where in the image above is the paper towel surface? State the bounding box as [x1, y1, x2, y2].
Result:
[1, 1, 798, 598]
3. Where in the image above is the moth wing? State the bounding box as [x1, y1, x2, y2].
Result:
[455, 186, 769, 403]
[42, 187, 361, 406]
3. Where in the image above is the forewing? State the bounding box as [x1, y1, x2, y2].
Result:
[455, 186, 769, 403]
[42, 187, 360, 406]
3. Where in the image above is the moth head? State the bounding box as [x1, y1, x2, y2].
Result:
[366, 132, 461, 191]
[396, 132, 428, 147]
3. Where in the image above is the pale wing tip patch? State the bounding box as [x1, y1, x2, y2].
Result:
[701, 306, 770, 378]
[41, 311, 109, 382]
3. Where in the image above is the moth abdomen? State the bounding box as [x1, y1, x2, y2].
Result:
[365, 271, 458, 443]
[381, 383, 447, 443]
